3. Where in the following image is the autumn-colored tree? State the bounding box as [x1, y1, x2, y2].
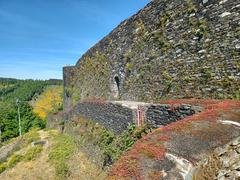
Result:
[33, 86, 63, 119]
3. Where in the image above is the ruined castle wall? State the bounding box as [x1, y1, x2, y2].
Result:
[63, 66, 76, 108]
[64, 0, 240, 109]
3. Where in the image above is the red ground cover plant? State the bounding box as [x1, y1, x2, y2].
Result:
[157, 135, 170, 142]
[159, 99, 220, 109]
[138, 142, 166, 160]
[109, 137, 166, 179]
[108, 151, 141, 179]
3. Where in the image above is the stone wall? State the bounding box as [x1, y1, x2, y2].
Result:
[71, 101, 134, 134]
[64, 0, 240, 109]
[145, 104, 199, 128]
[48, 100, 200, 134]
[48, 101, 134, 134]
[63, 66, 76, 109]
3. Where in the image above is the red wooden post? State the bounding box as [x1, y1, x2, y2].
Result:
[137, 106, 145, 127]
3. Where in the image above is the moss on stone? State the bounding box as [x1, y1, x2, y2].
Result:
[68, 53, 110, 106]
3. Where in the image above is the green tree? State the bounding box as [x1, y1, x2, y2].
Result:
[0, 102, 18, 141]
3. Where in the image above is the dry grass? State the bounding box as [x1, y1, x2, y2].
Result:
[68, 151, 107, 180]
[0, 130, 55, 180]
[193, 154, 223, 180]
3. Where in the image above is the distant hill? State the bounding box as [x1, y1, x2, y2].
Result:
[0, 77, 62, 85]
[0, 78, 19, 83]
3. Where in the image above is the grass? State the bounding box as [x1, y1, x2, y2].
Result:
[0, 129, 43, 175]
[22, 145, 43, 161]
[0, 137, 18, 148]
[193, 154, 223, 180]
[67, 151, 107, 179]
[0, 145, 43, 174]
[0, 163, 6, 174]
[48, 134, 76, 179]
[0, 129, 41, 164]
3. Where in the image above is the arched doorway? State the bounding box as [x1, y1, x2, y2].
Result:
[112, 75, 120, 98]
[114, 76, 120, 91]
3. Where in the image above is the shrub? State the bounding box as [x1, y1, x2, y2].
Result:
[69, 117, 152, 168]
[0, 163, 6, 173]
[107, 124, 151, 162]
[55, 162, 70, 178]
[33, 86, 63, 119]
[76, 117, 152, 165]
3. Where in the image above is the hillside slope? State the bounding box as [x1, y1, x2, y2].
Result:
[0, 130, 55, 180]
[108, 100, 240, 179]
[0, 129, 106, 180]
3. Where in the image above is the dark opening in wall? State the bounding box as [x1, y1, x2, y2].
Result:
[112, 76, 120, 98]
[114, 76, 120, 91]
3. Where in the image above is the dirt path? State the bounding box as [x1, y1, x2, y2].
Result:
[0, 130, 56, 180]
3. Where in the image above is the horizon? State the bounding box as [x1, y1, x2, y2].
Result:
[0, 0, 150, 80]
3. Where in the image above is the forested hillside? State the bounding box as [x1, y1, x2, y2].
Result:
[0, 78, 62, 142]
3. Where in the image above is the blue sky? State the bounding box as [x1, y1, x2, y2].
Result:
[0, 0, 150, 80]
